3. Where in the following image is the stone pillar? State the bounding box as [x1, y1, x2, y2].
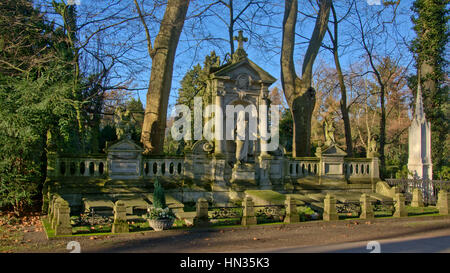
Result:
[214, 90, 225, 156]
[258, 157, 272, 190]
[84, 161, 90, 177]
[359, 194, 374, 219]
[393, 193, 407, 217]
[194, 198, 209, 226]
[112, 200, 129, 233]
[323, 194, 338, 221]
[55, 199, 72, 236]
[284, 196, 299, 223]
[51, 198, 62, 230]
[47, 193, 54, 217]
[241, 196, 257, 226]
[411, 188, 424, 207]
[437, 190, 450, 215]
[259, 97, 270, 158]
[371, 157, 380, 191]
[49, 194, 60, 223]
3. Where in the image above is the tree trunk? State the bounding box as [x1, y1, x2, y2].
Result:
[228, 0, 235, 55]
[329, 3, 353, 156]
[334, 52, 353, 156]
[379, 85, 386, 178]
[140, 0, 190, 155]
[281, 0, 331, 157]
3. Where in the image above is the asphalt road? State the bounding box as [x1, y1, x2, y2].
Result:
[244, 229, 450, 253]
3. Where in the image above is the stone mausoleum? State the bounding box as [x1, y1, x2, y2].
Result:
[43, 32, 380, 215]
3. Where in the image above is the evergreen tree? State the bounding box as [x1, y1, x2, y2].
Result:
[152, 178, 166, 209]
[0, 0, 79, 214]
[411, 0, 449, 178]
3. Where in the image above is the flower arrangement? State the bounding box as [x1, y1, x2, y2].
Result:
[147, 177, 176, 231]
[147, 207, 175, 220]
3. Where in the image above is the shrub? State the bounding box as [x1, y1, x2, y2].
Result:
[152, 177, 166, 209]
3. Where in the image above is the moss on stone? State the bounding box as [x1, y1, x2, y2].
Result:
[245, 190, 286, 205]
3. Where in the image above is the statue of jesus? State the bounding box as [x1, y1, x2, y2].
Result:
[235, 113, 249, 164]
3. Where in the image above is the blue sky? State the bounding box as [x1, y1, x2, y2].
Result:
[40, 0, 417, 114]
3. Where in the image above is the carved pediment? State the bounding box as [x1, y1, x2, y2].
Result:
[192, 140, 213, 155]
[106, 139, 143, 152]
[212, 59, 276, 85]
[321, 144, 347, 156]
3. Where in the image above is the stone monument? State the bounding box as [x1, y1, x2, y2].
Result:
[408, 76, 432, 180]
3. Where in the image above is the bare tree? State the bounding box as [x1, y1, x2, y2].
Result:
[136, 0, 190, 155]
[352, 0, 405, 177]
[323, 0, 354, 155]
[281, 0, 332, 157]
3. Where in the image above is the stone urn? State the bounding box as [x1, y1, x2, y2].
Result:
[148, 218, 174, 231]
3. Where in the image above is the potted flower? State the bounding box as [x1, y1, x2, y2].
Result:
[147, 207, 176, 231]
[147, 178, 175, 231]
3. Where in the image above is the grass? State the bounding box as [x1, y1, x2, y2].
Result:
[42, 216, 188, 238]
[406, 206, 439, 216]
[245, 190, 286, 204]
[39, 204, 445, 239]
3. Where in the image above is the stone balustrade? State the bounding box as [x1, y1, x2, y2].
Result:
[287, 157, 375, 180]
[143, 158, 185, 177]
[49, 155, 185, 179]
[53, 156, 107, 177]
[287, 158, 320, 178]
[344, 159, 373, 179]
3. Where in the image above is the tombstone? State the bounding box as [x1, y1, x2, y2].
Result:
[393, 193, 407, 217]
[284, 196, 299, 224]
[359, 194, 374, 219]
[437, 190, 450, 215]
[48, 194, 58, 220]
[51, 197, 63, 230]
[54, 199, 72, 236]
[411, 188, 424, 207]
[241, 196, 257, 226]
[106, 139, 143, 179]
[323, 194, 338, 221]
[194, 198, 209, 226]
[112, 200, 129, 233]
[318, 144, 347, 181]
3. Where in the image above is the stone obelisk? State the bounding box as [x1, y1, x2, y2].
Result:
[407, 76, 432, 180]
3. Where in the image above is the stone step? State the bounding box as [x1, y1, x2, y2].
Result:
[305, 193, 327, 202]
[367, 192, 393, 202]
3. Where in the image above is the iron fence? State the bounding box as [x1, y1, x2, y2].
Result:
[336, 201, 361, 214]
[254, 204, 285, 222]
[209, 206, 243, 219]
[385, 179, 450, 205]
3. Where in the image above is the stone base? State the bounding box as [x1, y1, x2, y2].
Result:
[241, 216, 257, 226]
[283, 214, 299, 224]
[231, 163, 256, 183]
[323, 212, 338, 221]
[393, 210, 407, 217]
[411, 200, 424, 207]
[194, 218, 210, 227]
[360, 211, 374, 219]
[55, 225, 72, 236]
[112, 222, 129, 233]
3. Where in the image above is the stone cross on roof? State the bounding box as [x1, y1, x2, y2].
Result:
[234, 30, 248, 50]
